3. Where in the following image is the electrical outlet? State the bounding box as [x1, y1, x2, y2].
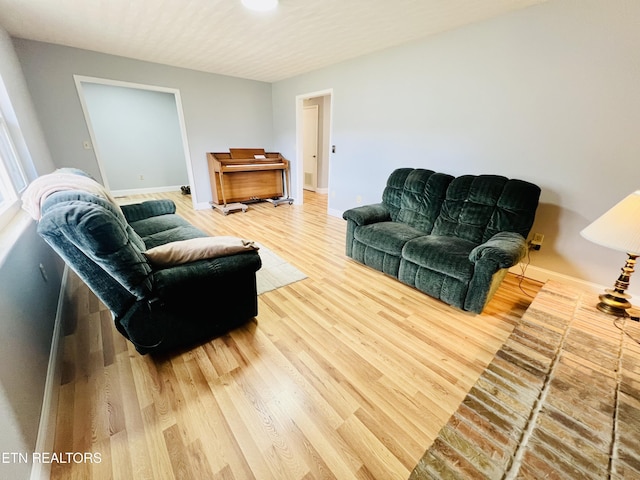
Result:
[530, 233, 544, 250]
[139, 174, 144, 181]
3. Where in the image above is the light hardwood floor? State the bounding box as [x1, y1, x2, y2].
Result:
[51, 190, 542, 480]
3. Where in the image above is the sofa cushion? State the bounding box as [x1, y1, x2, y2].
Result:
[381, 168, 453, 232]
[402, 235, 476, 282]
[121, 199, 176, 223]
[485, 179, 542, 240]
[381, 168, 413, 221]
[138, 225, 207, 249]
[396, 170, 454, 233]
[432, 175, 541, 244]
[144, 236, 259, 267]
[128, 213, 194, 237]
[126, 224, 147, 252]
[354, 221, 425, 256]
[38, 197, 153, 299]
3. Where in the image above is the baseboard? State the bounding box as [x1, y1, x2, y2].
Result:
[509, 263, 606, 294]
[30, 266, 69, 480]
[327, 208, 342, 218]
[112, 184, 183, 197]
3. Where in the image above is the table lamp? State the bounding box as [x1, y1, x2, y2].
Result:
[580, 190, 640, 316]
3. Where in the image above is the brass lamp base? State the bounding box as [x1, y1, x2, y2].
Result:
[596, 253, 638, 317]
[597, 290, 632, 316]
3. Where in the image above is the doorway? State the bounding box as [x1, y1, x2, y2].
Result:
[295, 89, 332, 205]
[74, 76, 196, 208]
[303, 104, 318, 191]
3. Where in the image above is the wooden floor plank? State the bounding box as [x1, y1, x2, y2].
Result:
[50, 190, 542, 479]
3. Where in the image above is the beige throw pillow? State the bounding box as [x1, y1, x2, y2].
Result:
[144, 236, 259, 267]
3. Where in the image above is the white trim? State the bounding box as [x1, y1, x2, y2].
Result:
[316, 187, 329, 195]
[509, 263, 605, 294]
[73, 76, 109, 190]
[0, 106, 28, 228]
[30, 266, 69, 480]
[327, 208, 342, 218]
[73, 75, 197, 209]
[112, 184, 185, 198]
[173, 90, 196, 204]
[194, 200, 213, 210]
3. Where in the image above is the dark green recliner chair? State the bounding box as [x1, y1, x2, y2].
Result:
[343, 168, 540, 313]
[33, 170, 261, 354]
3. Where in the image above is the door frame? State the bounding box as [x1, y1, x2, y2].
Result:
[74, 75, 197, 208]
[295, 88, 333, 207]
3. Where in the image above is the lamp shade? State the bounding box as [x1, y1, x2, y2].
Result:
[580, 190, 640, 254]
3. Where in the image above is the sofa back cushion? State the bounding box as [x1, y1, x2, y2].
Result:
[431, 174, 541, 244]
[382, 168, 453, 233]
[39, 191, 153, 310]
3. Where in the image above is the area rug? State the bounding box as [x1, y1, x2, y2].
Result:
[409, 280, 640, 479]
[255, 243, 307, 295]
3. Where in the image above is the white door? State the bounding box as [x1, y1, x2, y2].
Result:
[303, 105, 318, 191]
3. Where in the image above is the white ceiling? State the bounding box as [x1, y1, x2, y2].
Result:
[0, 0, 548, 83]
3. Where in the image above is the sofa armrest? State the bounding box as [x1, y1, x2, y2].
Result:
[469, 232, 527, 269]
[121, 199, 177, 223]
[118, 251, 262, 352]
[152, 251, 262, 297]
[342, 203, 391, 226]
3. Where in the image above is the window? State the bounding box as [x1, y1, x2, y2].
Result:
[0, 79, 29, 229]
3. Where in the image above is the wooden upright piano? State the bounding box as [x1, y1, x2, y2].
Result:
[207, 148, 292, 214]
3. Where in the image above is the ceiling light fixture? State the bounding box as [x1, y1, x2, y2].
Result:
[241, 0, 278, 12]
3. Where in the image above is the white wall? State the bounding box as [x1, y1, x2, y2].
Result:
[0, 26, 60, 480]
[0, 223, 63, 480]
[13, 39, 274, 208]
[80, 82, 188, 192]
[272, 0, 640, 296]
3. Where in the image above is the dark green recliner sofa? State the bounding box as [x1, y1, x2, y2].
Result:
[343, 168, 540, 313]
[32, 170, 262, 354]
